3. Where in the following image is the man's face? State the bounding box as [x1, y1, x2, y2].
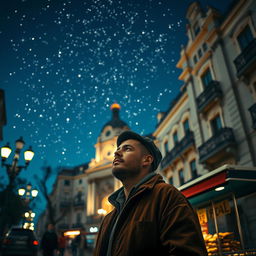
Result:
[112, 139, 145, 181]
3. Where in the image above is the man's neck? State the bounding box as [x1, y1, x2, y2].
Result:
[122, 171, 150, 199]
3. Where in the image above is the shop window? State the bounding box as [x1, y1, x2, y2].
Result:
[164, 140, 169, 154]
[179, 169, 184, 186]
[237, 193, 256, 249]
[190, 159, 198, 179]
[237, 25, 254, 51]
[210, 114, 222, 135]
[183, 119, 190, 135]
[202, 42, 208, 52]
[193, 55, 198, 64]
[197, 198, 242, 255]
[201, 68, 213, 87]
[173, 131, 178, 146]
[198, 48, 202, 58]
[64, 180, 70, 186]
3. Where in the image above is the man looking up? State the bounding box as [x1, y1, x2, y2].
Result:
[94, 131, 207, 256]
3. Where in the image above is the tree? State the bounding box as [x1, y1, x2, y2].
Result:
[34, 166, 69, 226]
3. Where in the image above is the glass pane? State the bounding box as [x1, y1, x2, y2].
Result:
[237, 193, 256, 249]
[237, 25, 253, 50]
[201, 69, 212, 87]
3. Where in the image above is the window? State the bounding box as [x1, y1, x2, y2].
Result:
[202, 43, 208, 52]
[183, 119, 190, 135]
[193, 55, 198, 64]
[105, 130, 111, 137]
[201, 68, 213, 87]
[193, 22, 200, 37]
[173, 131, 178, 145]
[79, 179, 82, 184]
[211, 114, 222, 135]
[64, 180, 70, 186]
[76, 212, 81, 224]
[198, 48, 202, 58]
[169, 176, 173, 185]
[190, 159, 198, 179]
[164, 141, 169, 154]
[237, 25, 254, 50]
[179, 169, 185, 186]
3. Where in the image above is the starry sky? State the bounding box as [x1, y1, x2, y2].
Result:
[0, 0, 234, 210]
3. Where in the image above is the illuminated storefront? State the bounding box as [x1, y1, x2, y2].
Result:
[180, 165, 256, 255]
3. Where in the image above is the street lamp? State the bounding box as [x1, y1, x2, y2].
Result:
[18, 183, 38, 202]
[1, 137, 35, 187]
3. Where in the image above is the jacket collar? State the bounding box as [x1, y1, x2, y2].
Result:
[108, 173, 164, 209]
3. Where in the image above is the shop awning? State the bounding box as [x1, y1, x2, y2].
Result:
[179, 164, 256, 205]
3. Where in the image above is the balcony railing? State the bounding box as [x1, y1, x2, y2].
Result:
[196, 80, 222, 113]
[161, 131, 195, 170]
[198, 127, 236, 164]
[234, 38, 256, 77]
[73, 199, 85, 208]
[249, 103, 256, 130]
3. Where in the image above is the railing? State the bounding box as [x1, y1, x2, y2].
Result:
[196, 80, 222, 113]
[161, 131, 194, 169]
[198, 127, 235, 163]
[248, 103, 256, 130]
[234, 38, 256, 77]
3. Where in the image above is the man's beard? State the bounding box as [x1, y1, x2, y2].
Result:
[112, 167, 140, 182]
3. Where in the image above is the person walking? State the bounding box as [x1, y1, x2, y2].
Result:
[41, 223, 58, 256]
[93, 130, 207, 256]
[58, 231, 67, 256]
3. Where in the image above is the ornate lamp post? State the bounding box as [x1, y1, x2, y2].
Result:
[18, 183, 38, 201]
[1, 137, 34, 187]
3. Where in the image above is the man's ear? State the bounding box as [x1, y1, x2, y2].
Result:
[142, 155, 153, 168]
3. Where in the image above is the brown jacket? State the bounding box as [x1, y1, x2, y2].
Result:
[94, 174, 207, 256]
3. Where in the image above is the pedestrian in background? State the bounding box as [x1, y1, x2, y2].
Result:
[41, 223, 58, 256]
[58, 231, 67, 256]
[93, 131, 208, 256]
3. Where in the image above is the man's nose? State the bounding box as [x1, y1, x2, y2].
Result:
[114, 149, 122, 157]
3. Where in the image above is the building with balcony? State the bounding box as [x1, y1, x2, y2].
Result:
[154, 0, 256, 253]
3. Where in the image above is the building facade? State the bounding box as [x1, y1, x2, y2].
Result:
[154, 0, 256, 254]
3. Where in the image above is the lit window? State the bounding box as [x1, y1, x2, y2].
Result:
[237, 25, 254, 50]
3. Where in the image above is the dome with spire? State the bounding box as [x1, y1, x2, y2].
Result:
[99, 103, 129, 141]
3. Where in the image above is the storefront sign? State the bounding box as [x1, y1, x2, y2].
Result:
[197, 208, 208, 234]
[208, 200, 231, 219]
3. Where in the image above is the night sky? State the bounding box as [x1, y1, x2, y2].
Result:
[0, 0, 234, 215]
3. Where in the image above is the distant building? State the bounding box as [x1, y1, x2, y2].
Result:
[154, 0, 256, 253]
